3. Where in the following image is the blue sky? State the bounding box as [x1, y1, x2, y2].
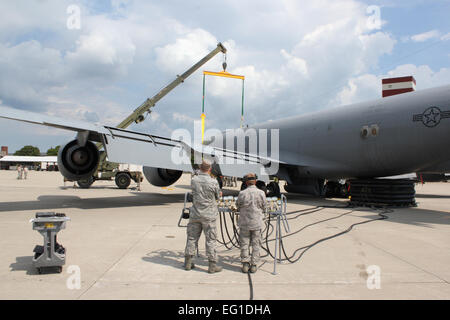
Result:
[0, 0, 449, 153]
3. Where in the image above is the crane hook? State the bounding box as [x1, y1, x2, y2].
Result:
[222, 53, 227, 72]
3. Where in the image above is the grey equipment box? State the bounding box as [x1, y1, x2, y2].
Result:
[30, 212, 70, 274]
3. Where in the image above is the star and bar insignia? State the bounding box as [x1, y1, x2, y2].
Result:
[413, 106, 450, 128]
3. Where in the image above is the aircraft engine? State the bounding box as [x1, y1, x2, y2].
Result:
[143, 167, 183, 187]
[57, 139, 99, 181]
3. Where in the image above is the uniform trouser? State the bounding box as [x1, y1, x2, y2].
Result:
[185, 218, 217, 262]
[240, 228, 262, 265]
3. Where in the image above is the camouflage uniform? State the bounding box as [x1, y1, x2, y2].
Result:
[184, 172, 221, 262]
[237, 185, 266, 265]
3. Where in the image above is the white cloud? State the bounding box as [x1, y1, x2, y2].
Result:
[410, 30, 440, 42]
[280, 49, 308, 76]
[173, 112, 196, 124]
[155, 29, 218, 74]
[66, 29, 136, 79]
[333, 64, 450, 106]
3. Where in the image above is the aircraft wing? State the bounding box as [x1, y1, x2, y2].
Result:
[0, 106, 109, 135]
[0, 108, 280, 181]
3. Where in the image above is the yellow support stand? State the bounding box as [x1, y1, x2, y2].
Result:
[201, 113, 206, 143]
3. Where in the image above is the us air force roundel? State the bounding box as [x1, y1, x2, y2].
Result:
[413, 106, 450, 128]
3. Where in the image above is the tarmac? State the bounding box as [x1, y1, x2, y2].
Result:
[0, 170, 449, 300]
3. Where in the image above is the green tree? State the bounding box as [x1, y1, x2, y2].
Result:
[14, 145, 41, 156]
[46, 145, 60, 156]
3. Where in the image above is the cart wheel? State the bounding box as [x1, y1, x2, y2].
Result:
[37, 268, 42, 274]
[115, 173, 131, 189]
[57, 266, 63, 273]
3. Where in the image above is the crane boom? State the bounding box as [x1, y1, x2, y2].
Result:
[84, 42, 227, 188]
[116, 42, 227, 129]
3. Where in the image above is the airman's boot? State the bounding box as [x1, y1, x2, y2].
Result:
[242, 262, 250, 273]
[250, 264, 257, 273]
[184, 255, 195, 271]
[208, 261, 222, 273]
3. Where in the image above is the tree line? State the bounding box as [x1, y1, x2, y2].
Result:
[13, 145, 60, 156]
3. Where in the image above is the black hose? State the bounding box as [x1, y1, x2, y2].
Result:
[218, 211, 234, 249]
[217, 202, 390, 266]
[223, 211, 239, 248]
[263, 206, 391, 263]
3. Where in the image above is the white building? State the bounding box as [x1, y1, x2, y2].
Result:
[0, 156, 58, 171]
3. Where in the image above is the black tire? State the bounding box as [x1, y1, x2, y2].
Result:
[77, 176, 94, 189]
[217, 176, 223, 189]
[115, 173, 131, 189]
[267, 181, 281, 198]
[256, 180, 267, 195]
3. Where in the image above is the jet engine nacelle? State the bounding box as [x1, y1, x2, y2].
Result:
[57, 139, 99, 181]
[143, 167, 183, 187]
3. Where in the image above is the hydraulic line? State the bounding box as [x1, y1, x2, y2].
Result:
[218, 212, 233, 249]
[223, 212, 239, 248]
[218, 211, 240, 249]
[263, 205, 391, 263]
[215, 200, 391, 266]
[281, 207, 391, 263]
[230, 212, 241, 246]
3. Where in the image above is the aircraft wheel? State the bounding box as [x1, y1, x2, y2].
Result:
[77, 176, 94, 189]
[115, 173, 131, 189]
[267, 181, 281, 198]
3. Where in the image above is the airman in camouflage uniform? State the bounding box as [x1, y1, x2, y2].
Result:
[237, 173, 266, 273]
[184, 160, 223, 273]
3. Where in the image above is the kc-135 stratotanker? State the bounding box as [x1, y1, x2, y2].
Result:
[1, 84, 449, 203]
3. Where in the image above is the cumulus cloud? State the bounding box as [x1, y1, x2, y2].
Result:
[155, 29, 218, 74]
[66, 27, 136, 79]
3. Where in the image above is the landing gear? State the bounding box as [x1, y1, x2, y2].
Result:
[325, 181, 349, 198]
[241, 180, 281, 198]
[77, 176, 94, 189]
[256, 180, 267, 194]
[267, 181, 281, 198]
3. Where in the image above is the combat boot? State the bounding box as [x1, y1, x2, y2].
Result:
[241, 262, 250, 273]
[184, 255, 195, 271]
[208, 261, 222, 273]
[250, 264, 257, 273]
